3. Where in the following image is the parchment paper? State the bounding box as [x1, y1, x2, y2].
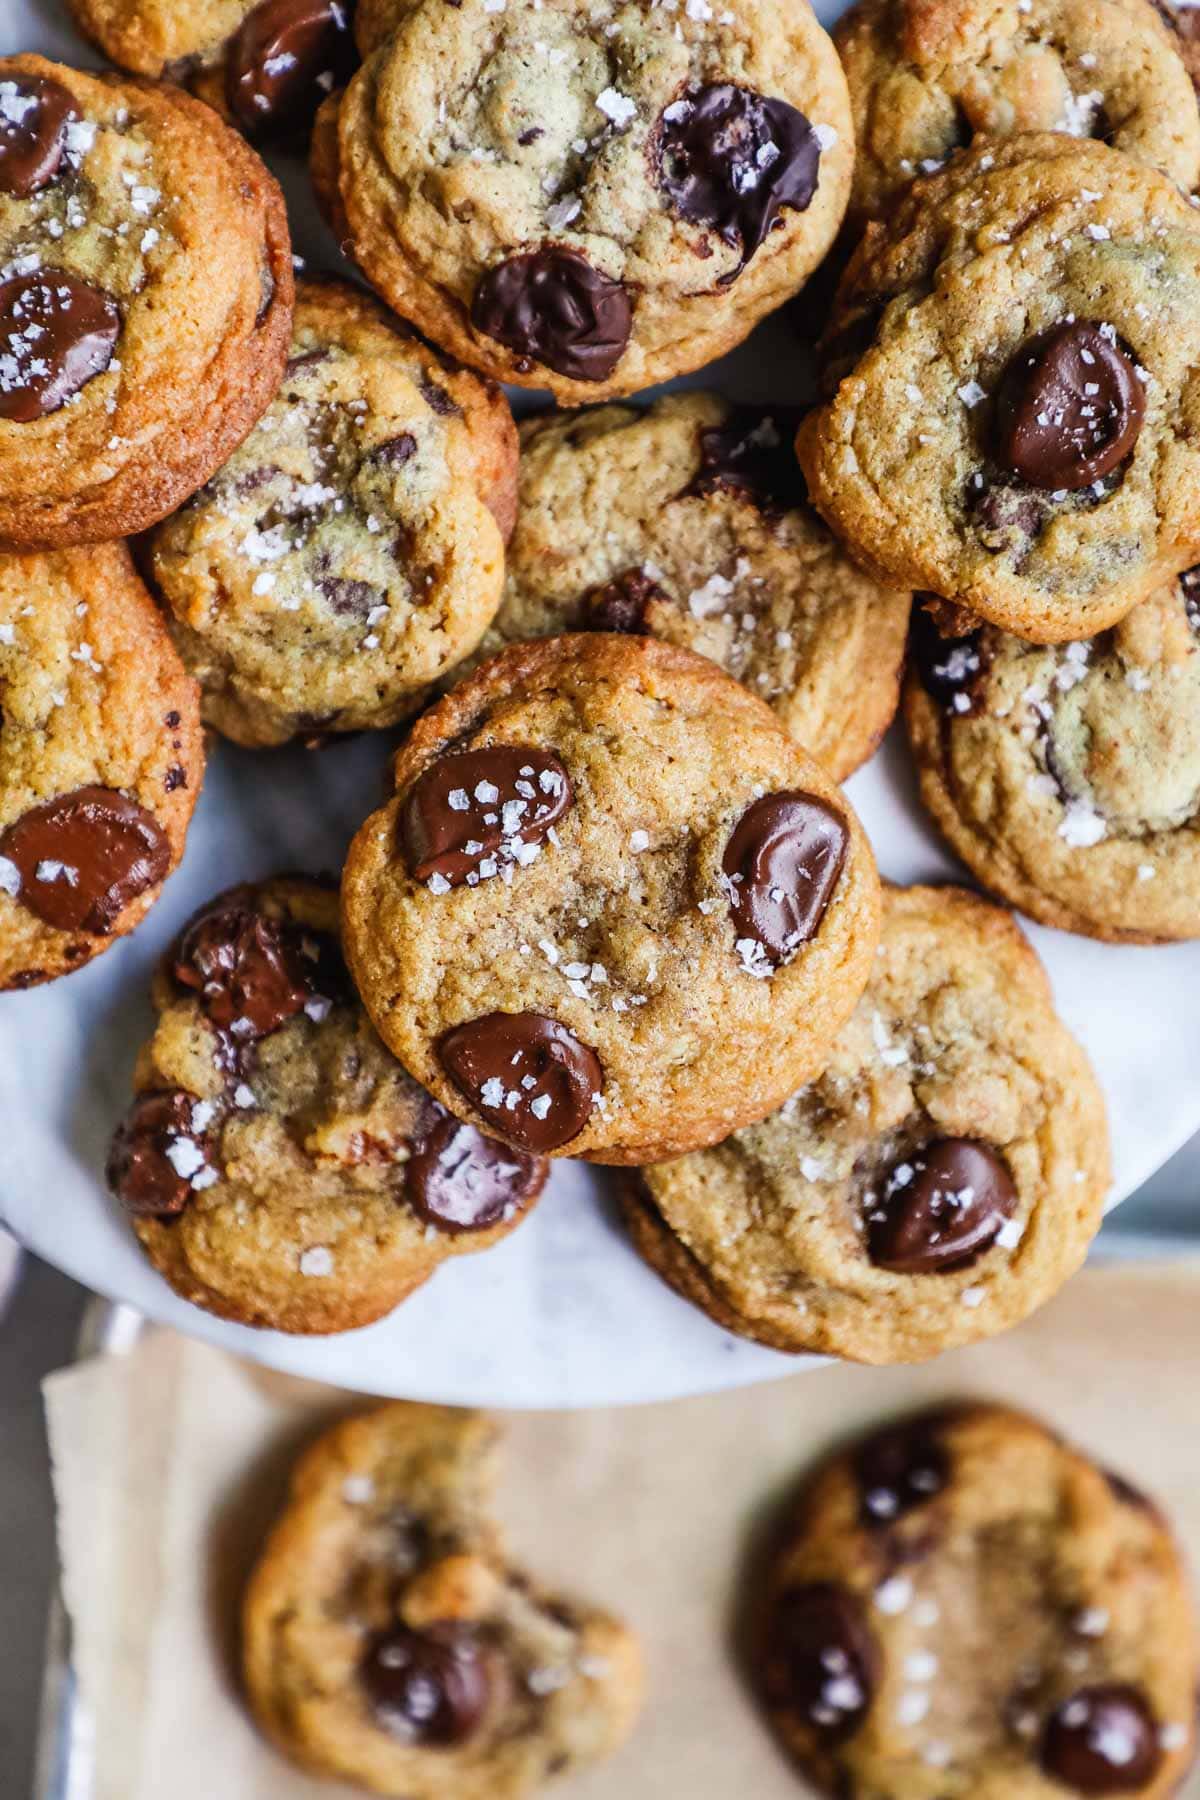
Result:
[43, 1260, 1200, 1800]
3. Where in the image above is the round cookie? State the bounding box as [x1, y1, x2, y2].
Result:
[341, 634, 881, 1166]
[0, 545, 203, 991]
[906, 582, 1200, 943]
[107, 877, 546, 1334]
[323, 0, 854, 402]
[243, 1403, 643, 1797]
[797, 135, 1200, 644]
[0, 56, 293, 549]
[147, 279, 516, 748]
[468, 395, 911, 784]
[835, 0, 1200, 229]
[65, 0, 358, 143]
[623, 883, 1109, 1363]
[753, 1403, 1198, 1798]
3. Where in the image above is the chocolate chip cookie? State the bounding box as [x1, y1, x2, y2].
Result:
[623, 883, 1108, 1363]
[798, 135, 1200, 643]
[0, 56, 293, 549]
[243, 1403, 643, 1796]
[146, 279, 516, 748]
[0, 544, 203, 991]
[66, 0, 358, 143]
[468, 395, 911, 783]
[341, 634, 881, 1165]
[835, 0, 1200, 228]
[906, 583, 1200, 943]
[108, 878, 546, 1333]
[321, 0, 853, 402]
[753, 1403, 1197, 1798]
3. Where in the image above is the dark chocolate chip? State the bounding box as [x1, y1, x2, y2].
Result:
[994, 321, 1145, 491]
[225, 0, 358, 139]
[406, 1102, 545, 1232]
[372, 431, 417, 466]
[318, 576, 379, 617]
[402, 745, 572, 889]
[854, 1417, 950, 1525]
[164, 710, 181, 729]
[585, 567, 665, 634]
[0, 271, 120, 421]
[1041, 1685, 1164, 1794]
[722, 791, 847, 971]
[361, 1622, 491, 1746]
[867, 1139, 1017, 1275]
[0, 785, 169, 934]
[910, 604, 986, 714]
[970, 481, 1045, 557]
[687, 407, 807, 511]
[760, 1583, 879, 1744]
[173, 893, 341, 1041]
[657, 85, 821, 270]
[107, 1089, 216, 1218]
[471, 247, 632, 383]
[0, 75, 77, 197]
[163, 766, 187, 793]
[420, 376, 461, 417]
[438, 1012, 602, 1152]
[1179, 566, 1200, 637]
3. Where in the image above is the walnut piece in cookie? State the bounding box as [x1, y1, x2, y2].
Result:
[623, 883, 1109, 1363]
[798, 136, 1200, 644]
[243, 1404, 643, 1797]
[107, 877, 546, 1334]
[0, 544, 203, 991]
[322, 0, 853, 402]
[147, 279, 516, 747]
[835, 0, 1200, 228]
[465, 394, 910, 782]
[341, 634, 881, 1165]
[906, 583, 1200, 943]
[752, 1403, 1197, 1799]
[0, 56, 293, 550]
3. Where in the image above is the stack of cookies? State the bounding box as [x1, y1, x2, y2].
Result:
[8, 0, 1200, 1382]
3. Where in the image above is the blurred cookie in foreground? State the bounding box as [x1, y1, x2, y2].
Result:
[243, 1403, 643, 1796]
[0, 546, 203, 991]
[906, 582, 1200, 942]
[108, 877, 545, 1333]
[623, 884, 1109, 1364]
[468, 395, 910, 784]
[752, 1402, 1197, 1798]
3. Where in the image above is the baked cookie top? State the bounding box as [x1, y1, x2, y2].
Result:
[148, 279, 515, 748]
[906, 581, 1200, 942]
[341, 634, 881, 1165]
[328, 0, 853, 401]
[835, 0, 1200, 226]
[108, 877, 546, 1334]
[625, 883, 1109, 1363]
[0, 544, 202, 991]
[243, 1403, 643, 1797]
[0, 56, 293, 549]
[473, 394, 910, 783]
[797, 135, 1200, 643]
[754, 1403, 1198, 1799]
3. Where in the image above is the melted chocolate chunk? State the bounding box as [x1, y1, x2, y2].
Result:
[969, 480, 1046, 557]
[172, 893, 340, 1041]
[318, 576, 379, 617]
[1041, 1685, 1164, 1794]
[867, 1139, 1017, 1275]
[471, 248, 632, 383]
[361, 1622, 491, 1746]
[438, 1012, 602, 1152]
[854, 1416, 950, 1526]
[372, 431, 417, 466]
[994, 322, 1145, 491]
[760, 1584, 880, 1743]
[658, 85, 821, 271]
[406, 1103, 545, 1232]
[226, 0, 358, 139]
[0, 786, 169, 934]
[910, 604, 986, 714]
[585, 567, 664, 634]
[0, 75, 77, 197]
[402, 746, 572, 889]
[107, 1089, 216, 1218]
[722, 792, 847, 972]
[420, 377, 461, 418]
[687, 408, 807, 511]
[0, 271, 120, 421]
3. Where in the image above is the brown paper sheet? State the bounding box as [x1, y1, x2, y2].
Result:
[43, 1260, 1200, 1800]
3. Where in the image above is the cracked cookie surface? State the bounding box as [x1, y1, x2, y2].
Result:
[624, 883, 1109, 1363]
